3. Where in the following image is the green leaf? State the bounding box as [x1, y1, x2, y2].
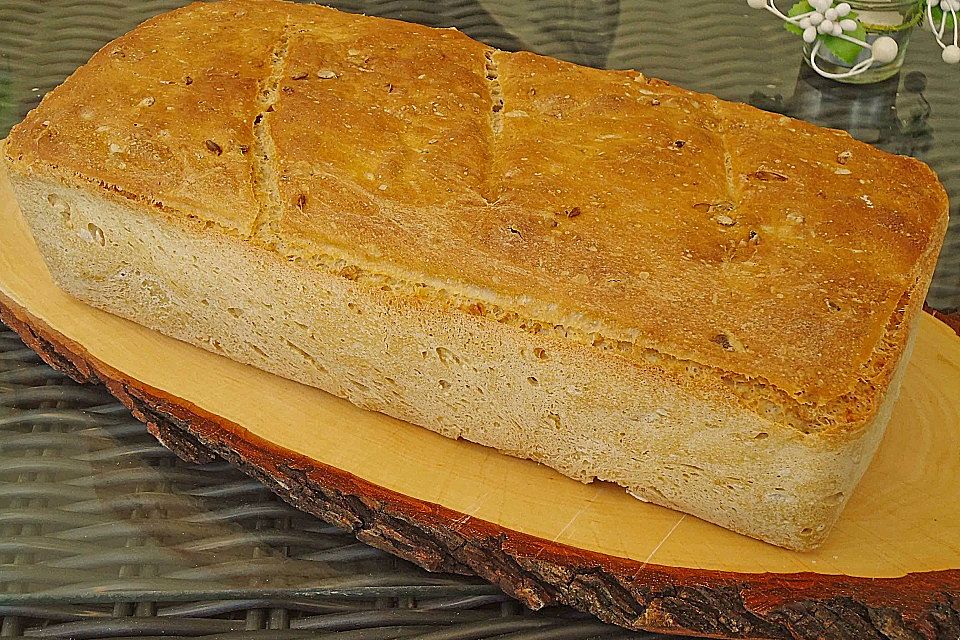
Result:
[822, 13, 868, 65]
[787, 0, 813, 17]
[785, 0, 813, 35]
[931, 6, 957, 31]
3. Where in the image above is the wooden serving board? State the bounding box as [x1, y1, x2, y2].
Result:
[1, 170, 959, 640]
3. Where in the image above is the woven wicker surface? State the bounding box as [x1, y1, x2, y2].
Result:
[0, 325, 671, 638]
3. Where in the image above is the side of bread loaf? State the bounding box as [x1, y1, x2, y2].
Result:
[2, 0, 948, 550]
[6, 169, 927, 550]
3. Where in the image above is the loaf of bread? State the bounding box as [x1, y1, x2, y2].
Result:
[2, 0, 948, 550]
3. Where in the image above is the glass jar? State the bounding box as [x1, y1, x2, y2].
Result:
[803, 0, 923, 84]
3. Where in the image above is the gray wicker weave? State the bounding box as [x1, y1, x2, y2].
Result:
[0, 326, 664, 638]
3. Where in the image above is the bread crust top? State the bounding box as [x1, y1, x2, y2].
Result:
[4, 0, 948, 418]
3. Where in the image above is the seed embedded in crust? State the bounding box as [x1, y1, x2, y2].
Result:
[464, 302, 485, 315]
[712, 333, 735, 351]
[339, 265, 360, 281]
[750, 169, 788, 181]
[695, 201, 734, 215]
[204, 139, 222, 156]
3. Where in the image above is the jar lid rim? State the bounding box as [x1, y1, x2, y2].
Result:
[848, 0, 920, 9]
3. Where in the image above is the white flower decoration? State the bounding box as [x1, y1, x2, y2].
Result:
[746, 0, 953, 79]
[929, 0, 960, 12]
[926, 0, 960, 63]
[798, 0, 857, 42]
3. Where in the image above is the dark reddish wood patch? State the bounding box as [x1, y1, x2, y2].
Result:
[924, 304, 960, 338]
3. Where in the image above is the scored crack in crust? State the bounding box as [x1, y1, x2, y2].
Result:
[249, 18, 291, 244]
[1, 0, 949, 549]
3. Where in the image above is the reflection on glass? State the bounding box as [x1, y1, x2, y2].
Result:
[749, 63, 932, 160]
[476, 0, 621, 66]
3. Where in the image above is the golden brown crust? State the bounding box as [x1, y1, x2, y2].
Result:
[2, 0, 949, 418]
[3, 0, 287, 234]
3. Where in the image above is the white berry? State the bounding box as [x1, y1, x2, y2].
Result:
[803, 25, 818, 42]
[818, 19, 835, 33]
[839, 19, 858, 31]
[799, 17, 812, 28]
[943, 44, 960, 64]
[948, 0, 960, 11]
[811, 0, 831, 11]
[747, 0, 767, 8]
[832, 22, 843, 35]
[836, 2, 851, 15]
[927, 0, 939, 6]
[810, 11, 824, 25]
[871, 36, 899, 63]
[825, 7, 839, 20]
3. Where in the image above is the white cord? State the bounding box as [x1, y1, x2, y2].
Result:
[953, 4, 958, 46]
[927, 0, 959, 49]
[833, 32, 872, 47]
[807, 39, 877, 78]
[928, 0, 941, 40]
[924, 0, 960, 63]
[761, 0, 800, 22]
